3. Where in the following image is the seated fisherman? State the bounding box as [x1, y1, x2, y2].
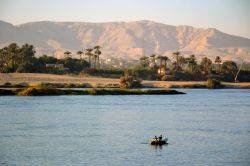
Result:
[158, 134, 162, 141]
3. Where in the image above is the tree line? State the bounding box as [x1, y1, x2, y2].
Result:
[138, 51, 245, 81]
[140, 51, 237, 75]
[0, 43, 249, 82]
[63, 45, 102, 69]
[0, 43, 102, 74]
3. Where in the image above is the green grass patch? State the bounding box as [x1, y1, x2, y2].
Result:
[35, 82, 90, 89]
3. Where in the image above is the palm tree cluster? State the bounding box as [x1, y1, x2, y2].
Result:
[0, 43, 36, 72]
[63, 45, 102, 69]
[139, 54, 170, 75]
[139, 51, 226, 76]
[0, 43, 91, 73]
[156, 55, 169, 75]
[85, 45, 102, 69]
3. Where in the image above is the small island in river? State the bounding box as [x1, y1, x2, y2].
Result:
[0, 87, 185, 96]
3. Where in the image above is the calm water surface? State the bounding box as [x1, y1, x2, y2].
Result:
[0, 89, 250, 166]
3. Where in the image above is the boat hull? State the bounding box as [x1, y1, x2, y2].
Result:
[149, 138, 168, 145]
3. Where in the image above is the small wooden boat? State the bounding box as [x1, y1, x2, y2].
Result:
[149, 138, 168, 145]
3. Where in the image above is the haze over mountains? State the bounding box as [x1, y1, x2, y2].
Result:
[0, 20, 250, 62]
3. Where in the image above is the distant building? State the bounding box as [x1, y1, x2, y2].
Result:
[46, 64, 64, 69]
[105, 58, 112, 63]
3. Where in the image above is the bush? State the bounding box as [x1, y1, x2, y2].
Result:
[207, 78, 224, 89]
[161, 75, 168, 81]
[4, 82, 12, 86]
[16, 63, 35, 73]
[35, 82, 87, 88]
[18, 87, 40, 96]
[13, 82, 29, 88]
[238, 70, 250, 82]
[119, 75, 142, 88]
[160, 75, 177, 81]
[89, 89, 97, 95]
[81, 68, 124, 78]
[0, 82, 29, 88]
[17, 87, 65, 96]
[36, 82, 55, 89]
[0, 89, 15, 95]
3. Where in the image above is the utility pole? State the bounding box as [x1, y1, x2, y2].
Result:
[234, 58, 244, 83]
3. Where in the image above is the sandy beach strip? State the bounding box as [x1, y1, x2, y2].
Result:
[0, 73, 249, 88]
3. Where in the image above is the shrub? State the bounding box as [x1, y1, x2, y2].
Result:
[16, 63, 35, 73]
[13, 82, 29, 88]
[207, 78, 224, 89]
[0, 89, 15, 95]
[18, 87, 40, 96]
[0, 82, 12, 87]
[88, 89, 97, 95]
[4, 82, 12, 86]
[119, 75, 142, 88]
[0, 82, 29, 88]
[161, 75, 168, 81]
[17, 87, 65, 96]
[36, 82, 54, 89]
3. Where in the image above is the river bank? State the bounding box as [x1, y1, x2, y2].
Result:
[0, 73, 250, 89]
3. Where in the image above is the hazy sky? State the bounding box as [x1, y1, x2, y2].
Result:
[0, 0, 249, 38]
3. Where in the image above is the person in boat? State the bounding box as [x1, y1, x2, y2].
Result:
[154, 136, 158, 141]
[159, 135, 162, 141]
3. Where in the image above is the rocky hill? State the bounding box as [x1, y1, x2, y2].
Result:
[0, 20, 249, 62]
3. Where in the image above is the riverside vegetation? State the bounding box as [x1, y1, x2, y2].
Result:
[0, 87, 185, 96]
[1, 43, 250, 84]
[0, 76, 249, 96]
[0, 78, 185, 96]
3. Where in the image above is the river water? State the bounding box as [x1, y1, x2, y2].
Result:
[0, 89, 250, 166]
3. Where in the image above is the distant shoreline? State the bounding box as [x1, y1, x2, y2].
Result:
[0, 73, 250, 89]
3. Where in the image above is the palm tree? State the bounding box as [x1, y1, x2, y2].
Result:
[173, 51, 181, 71]
[8, 43, 19, 71]
[157, 55, 164, 75]
[77, 51, 83, 61]
[139, 56, 149, 68]
[93, 46, 101, 69]
[186, 54, 197, 73]
[150, 54, 157, 69]
[221, 61, 238, 75]
[93, 54, 98, 68]
[200, 57, 212, 74]
[64, 51, 72, 59]
[178, 56, 186, 70]
[215, 56, 222, 73]
[161, 56, 169, 74]
[85, 48, 93, 68]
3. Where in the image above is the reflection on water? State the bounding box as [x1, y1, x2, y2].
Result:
[0, 89, 250, 165]
[150, 144, 165, 150]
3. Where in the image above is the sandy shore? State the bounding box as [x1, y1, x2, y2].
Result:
[0, 73, 119, 87]
[0, 73, 250, 88]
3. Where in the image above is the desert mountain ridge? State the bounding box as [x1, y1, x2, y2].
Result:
[0, 20, 250, 62]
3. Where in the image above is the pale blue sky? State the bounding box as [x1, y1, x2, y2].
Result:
[0, 0, 249, 38]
